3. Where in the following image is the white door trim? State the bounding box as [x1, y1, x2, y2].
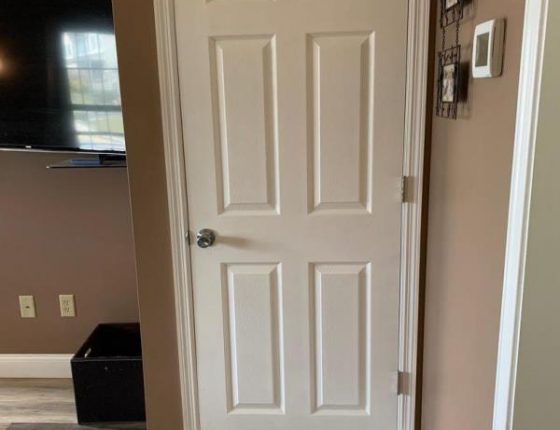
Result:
[492, 1, 549, 430]
[152, 0, 431, 428]
[398, 0, 431, 429]
[153, 1, 200, 430]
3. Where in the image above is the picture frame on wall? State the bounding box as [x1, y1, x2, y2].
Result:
[442, 64, 457, 103]
[436, 45, 461, 119]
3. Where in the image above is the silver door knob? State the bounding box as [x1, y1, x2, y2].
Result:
[196, 229, 216, 248]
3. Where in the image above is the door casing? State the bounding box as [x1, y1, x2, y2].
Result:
[152, 0, 431, 429]
[492, 1, 550, 429]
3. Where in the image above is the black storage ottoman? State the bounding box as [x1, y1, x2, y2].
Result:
[71, 323, 146, 424]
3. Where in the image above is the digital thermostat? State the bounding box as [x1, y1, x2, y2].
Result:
[472, 19, 505, 79]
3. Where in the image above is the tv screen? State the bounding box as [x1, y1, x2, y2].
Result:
[0, 0, 126, 154]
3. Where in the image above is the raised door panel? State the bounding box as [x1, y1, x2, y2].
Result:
[310, 263, 372, 415]
[308, 33, 375, 214]
[222, 263, 284, 413]
[210, 36, 280, 215]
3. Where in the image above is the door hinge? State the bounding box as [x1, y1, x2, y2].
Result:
[401, 176, 413, 203]
[185, 231, 191, 245]
[397, 370, 408, 396]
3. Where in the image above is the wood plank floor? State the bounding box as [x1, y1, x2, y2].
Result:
[0, 379, 77, 430]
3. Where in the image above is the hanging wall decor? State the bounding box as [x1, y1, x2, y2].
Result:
[437, 46, 461, 118]
[440, 0, 464, 28]
[436, 0, 464, 119]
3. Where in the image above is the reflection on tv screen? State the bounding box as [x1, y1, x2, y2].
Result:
[63, 32, 125, 153]
[0, 0, 126, 154]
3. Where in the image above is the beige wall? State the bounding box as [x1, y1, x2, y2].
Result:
[112, 0, 184, 428]
[0, 151, 138, 353]
[422, 1, 525, 429]
[513, 2, 560, 429]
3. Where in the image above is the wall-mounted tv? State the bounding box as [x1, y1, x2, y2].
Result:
[0, 0, 125, 154]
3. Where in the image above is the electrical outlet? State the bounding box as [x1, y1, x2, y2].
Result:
[19, 295, 36, 318]
[59, 294, 76, 318]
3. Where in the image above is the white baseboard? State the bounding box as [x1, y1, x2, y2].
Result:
[0, 354, 73, 378]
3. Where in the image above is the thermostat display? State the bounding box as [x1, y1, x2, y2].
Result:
[472, 19, 505, 79]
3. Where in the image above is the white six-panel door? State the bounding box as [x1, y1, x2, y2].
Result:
[173, 0, 409, 429]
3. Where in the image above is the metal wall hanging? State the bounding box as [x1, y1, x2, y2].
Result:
[437, 46, 461, 119]
[436, 0, 464, 119]
[440, 0, 464, 27]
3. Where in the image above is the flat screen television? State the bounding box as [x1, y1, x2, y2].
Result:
[0, 0, 126, 154]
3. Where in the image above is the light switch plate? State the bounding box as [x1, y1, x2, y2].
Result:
[19, 295, 36, 318]
[59, 294, 76, 318]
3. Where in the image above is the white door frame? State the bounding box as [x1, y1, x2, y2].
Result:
[152, 1, 431, 429]
[492, 1, 550, 429]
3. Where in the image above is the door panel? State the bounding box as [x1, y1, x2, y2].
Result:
[308, 33, 374, 214]
[310, 263, 371, 414]
[210, 36, 280, 215]
[174, 0, 408, 429]
[222, 263, 284, 413]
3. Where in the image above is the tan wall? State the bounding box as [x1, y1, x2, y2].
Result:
[422, 1, 525, 429]
[112, 0, 184, 428]
[0, 151, 138, 353]
[513, 2, 560, 429]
